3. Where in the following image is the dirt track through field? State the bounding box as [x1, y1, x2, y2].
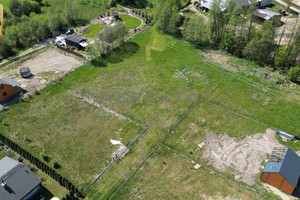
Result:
[202, 129, 283, 185]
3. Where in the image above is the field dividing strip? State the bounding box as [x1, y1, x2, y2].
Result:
[161, 144, 263, 198]
[108, 102, 197, 200]
[83, 126, 148, 193]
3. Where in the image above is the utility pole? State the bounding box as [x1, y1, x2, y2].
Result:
[0, 4, 3, 37]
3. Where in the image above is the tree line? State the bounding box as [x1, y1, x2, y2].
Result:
[0, 133, 84, 199]
[154, 0, 300, 84]
[0, 0, 90, 60]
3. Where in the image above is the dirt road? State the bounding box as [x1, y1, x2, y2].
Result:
[0, 48, 84, 95]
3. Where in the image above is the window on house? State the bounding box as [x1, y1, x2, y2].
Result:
[3, 92, 7, 96]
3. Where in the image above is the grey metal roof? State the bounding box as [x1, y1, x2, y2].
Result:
[253, 9, 281, 20]
[201, 0, 228, 11]
[0, 157, 19, 179]
[0, 78, 20, 87]
[65, 35, 85, 44]
[234, 0, 257, 6]
[0, 157, 41, 200]
[279, 148, 300, 187]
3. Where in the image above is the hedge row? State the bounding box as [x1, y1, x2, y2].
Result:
[0, 133, 84, 199]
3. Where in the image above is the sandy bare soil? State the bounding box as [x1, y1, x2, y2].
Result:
[0, 48, 84, 94]
[292, 0, 300, 7]
[202, 129, 283, 185]
[275, 17, 299, 45]
[202, 50, 238, 72]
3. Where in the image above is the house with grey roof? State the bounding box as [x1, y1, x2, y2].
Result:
[0, 156, 41, 200]
[197, 0, 272, 11]
[261, 147, 300, 194]
[234, 0, 272, 8]
[65, 35, 88, 50]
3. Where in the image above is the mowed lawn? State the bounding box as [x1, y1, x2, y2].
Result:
[52, 27, 300, 199]
[43, 0, 106, 21]
[112, 146, 262, 200]
[0, 85, 143, 187]
[119, 14, 141, 29]
[83, 24, 103, 38]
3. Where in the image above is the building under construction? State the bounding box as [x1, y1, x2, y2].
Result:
[261, 147, 300, 194]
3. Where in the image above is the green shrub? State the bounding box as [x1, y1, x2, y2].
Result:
[40, 149, 49, 161]
[34, 90, 40, 95]
[288, 67, 300, 84]
[52, 159, 60, 169]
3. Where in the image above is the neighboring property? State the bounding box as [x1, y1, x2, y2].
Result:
[0, 78, 21, 103]
[198, 0, 272, 11]
[261, 147, 300, 194]
[234, 0, 272, 8]
[198, 0, 228, 11]
[253, 9, 281, 22]
[0, 156, 41, 200]
[65, 35, 88, 49]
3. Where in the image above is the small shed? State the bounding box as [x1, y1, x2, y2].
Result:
[253, 9, 281, 22]
[65, 35, 88, 49]
[0, 77, 20, 103]
[261, 147, 300, 194]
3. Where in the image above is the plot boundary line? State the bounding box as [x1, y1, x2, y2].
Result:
[108, 102, 197, 200]
[56, 84, 149, 193]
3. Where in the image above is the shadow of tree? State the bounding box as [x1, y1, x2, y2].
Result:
[91, 42, 139, 67]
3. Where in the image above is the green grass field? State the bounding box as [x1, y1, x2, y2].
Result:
[113, 146, 262, 200]
[119, 14, 142, 29]
[1, 0, 11, 12]
[55, 27, 299, 199]
[83, 24, 103, 38]
[0, 84, 143, 187]
[1, 25, 299, 199]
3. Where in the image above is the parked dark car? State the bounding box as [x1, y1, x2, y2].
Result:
[65, 29, 75, 35]
[19, 67, 33, 78]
